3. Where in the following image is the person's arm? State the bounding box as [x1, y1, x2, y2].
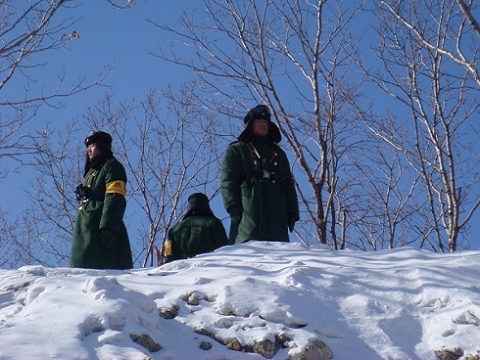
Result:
[221, 144, 244, 217]
[98, 160, 127, 248]
[99, 160, 127, 231]
[279, 151, 299, 230]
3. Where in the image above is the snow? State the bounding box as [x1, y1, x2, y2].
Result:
[1, 241, 480, 359]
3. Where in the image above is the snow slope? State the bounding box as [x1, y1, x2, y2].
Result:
[1, 241, 480, 359]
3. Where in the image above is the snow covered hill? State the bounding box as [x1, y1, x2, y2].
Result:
[1, 241, 480, 359]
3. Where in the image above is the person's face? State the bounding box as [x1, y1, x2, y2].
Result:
[252, 118, 269, 137]
[87, 142, 101, 159]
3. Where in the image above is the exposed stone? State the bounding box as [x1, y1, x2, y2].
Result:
[253, 339, 277, 359]
[158, 304, 179, 319]
[434, 347, 464, 360]
[183, 291, 207, 305]
[130, 333, 162, 353]
[287, 339, 333, 360]
[199, 341, 213, 350]
[463, 354, 480, 360]
[276, 333, 291, 347]
[194, 327, 226, 344]
[194, 326, 331, 360]
[227, 338, 243, 351]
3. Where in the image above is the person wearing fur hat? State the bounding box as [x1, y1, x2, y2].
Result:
[221, 105, 299, 244]
[163, 193, 231, 263]
[70, 130, 133, 269]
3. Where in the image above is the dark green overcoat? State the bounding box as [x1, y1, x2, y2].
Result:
[221, 137, 299, 243]
[164, 215, 230, 263]
[70, 158, 133, 269]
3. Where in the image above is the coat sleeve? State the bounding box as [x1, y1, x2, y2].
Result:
[99, 160, 127, 233]
[220, 144, 244, 212]
[279, 150, 300, 220]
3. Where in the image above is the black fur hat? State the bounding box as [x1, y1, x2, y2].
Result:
[239, 105, 281, 143]
[85, 130, 113, 156]
[83, 131, 114, 176]
[243, 104, 272, 124]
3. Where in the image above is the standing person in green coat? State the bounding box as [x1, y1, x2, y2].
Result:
[163, 193, 231, 263]
[70, 130, 133, 270]
[221, 104, 299, 244]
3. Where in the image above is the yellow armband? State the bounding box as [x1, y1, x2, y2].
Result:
[164, 240, 173, 256]
[106, 180, 127, 197]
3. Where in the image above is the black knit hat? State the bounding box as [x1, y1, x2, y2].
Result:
[239, 105, 281, 143]
[184, 193, 214, 218]
[85, 130, 113, 156]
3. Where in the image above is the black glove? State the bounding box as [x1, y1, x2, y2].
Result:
[99, 228, 116, 249]
[288, 213, 298, 233]
[228, 205, 242, 226]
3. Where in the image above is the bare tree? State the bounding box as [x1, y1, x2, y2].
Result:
[343, 118, 425, 251]
[375, 0, 480, 87]
[0, 210, 22, 268]
[0, 1, 67, 167]
[0, 0, 137, 267]
[455, 0, 480, 38]
[19, 88, 225, 268]
[0, 0, 139, 168]
[108, 88, 225, 267]
[105, 0, 134, 10]
[364, 0, 480, 251]
[20, 122, 84, 266]
[9, 0, 480, 265]
[149, 0, 367, 246]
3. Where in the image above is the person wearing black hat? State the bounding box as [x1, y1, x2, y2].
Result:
[221, 105, 299, 244]
[70, 130, 133, 269]
[163, 193, 231, 263]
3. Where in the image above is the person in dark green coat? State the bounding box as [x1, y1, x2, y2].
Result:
[163, 193, 231, 263]
[221, 105, 299, 244]
[70, 131, 133, 270]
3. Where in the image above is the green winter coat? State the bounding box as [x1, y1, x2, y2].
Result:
[163, 214, 230, 263]
[221, 137, 299, 243]
[70, 158, 133, 269]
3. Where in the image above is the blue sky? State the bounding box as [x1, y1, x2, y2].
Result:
[42, 1, 192, 108]
[4, 1, 227, 264]
[5, 1, 196, 214]
[4, 1, 260, 267]
[2, 1, 480, 264]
